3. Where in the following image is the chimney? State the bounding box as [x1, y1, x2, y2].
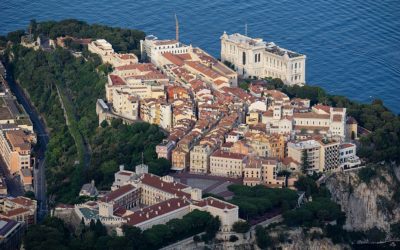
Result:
[91, 179, 95, 187]
[119, 165, 124, 171]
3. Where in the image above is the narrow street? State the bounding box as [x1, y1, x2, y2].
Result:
[5, 71, 49, 220]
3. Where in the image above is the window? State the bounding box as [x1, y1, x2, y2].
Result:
[242, 52, 246, 65]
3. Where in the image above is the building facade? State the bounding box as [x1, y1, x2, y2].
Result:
[221, 32, 306, 85]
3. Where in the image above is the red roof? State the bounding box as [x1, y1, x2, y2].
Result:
[193, 197, 236, 210]
[123, 198, 189, 226]
[100, 184, 136, 202]
[1, 207, 30, 217]
[140, 174, 190, 199]
[211, 149, 246, 160]
[109, 74, 126, 86]
[9, 197, 34, 207]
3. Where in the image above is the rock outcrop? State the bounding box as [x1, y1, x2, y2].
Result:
[326, 169, 400, 233]
[271, 228, 349, 250]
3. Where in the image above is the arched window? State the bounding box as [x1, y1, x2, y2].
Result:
[242, 52, 246, 65]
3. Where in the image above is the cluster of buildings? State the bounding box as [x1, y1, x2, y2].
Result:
[92, 32, 361, 188]
[64, 163, 239, 234]
[0, 196, 37, 250]
[0, 63, 36, 192]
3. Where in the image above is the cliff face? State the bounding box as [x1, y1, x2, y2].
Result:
[326, 169, 400, 233]
[273, 228, 349, 250]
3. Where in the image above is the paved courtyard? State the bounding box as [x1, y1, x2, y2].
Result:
[171, 173, 242, 199]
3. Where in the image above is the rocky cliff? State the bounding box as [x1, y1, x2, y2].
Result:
[326, 168, 400, 233]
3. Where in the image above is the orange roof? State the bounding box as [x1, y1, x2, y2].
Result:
[313, 104, 331, 114]
[9, 197, 34, 207]
[162, 52, 185, 66]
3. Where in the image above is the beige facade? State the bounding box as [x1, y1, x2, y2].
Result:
[88, 39, 138, 67]
[190, 144, 213, 174]
[0, 130, 32, 176]
[210, 150, 247, 178]
[287, 139, 340, 173]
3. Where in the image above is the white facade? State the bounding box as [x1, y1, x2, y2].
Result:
[140, 35, 191, 66]
[221, 32, 306, 85]
[111, 89, 139, 120]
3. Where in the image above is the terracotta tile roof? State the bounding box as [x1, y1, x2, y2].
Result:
[1, 207, 30, 217]
[313, 104, 331, 114]
[9, 197, 34, 207]
[100, 184, 136, 202]
[332, 114, 342, 122]
[140, 174, 190, 199]
[185, 61, 221, 79]
[163, 52, 185, 66]
[340, 143, 355, 149]
[123, 198, 189, 226]
[109, 74, 126, 86]
[211, 149, 246, 160]
[193, 197, 236, 210]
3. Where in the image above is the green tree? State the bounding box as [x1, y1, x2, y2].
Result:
[232, 221, 251, 233]
[255, 226, 272, 249]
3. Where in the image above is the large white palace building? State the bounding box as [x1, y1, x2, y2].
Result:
[221, 32, 306, 85]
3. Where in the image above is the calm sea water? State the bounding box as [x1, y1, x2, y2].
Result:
[1, 0, 399, 112]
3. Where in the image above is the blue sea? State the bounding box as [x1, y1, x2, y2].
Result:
[1, 0, 399, 112]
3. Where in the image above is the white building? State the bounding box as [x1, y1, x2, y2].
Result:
[221, 32, 306, 85]
[339, 143, 361, 170]
[88, 39, 138, 67]
[140, 35, 191, 66]
[287, 138, 341, 173]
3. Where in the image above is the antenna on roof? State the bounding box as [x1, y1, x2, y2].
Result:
[245, 22, 248, 36]
[175, 14, 179, 42]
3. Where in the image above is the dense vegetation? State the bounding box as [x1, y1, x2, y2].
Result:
[228, 184, 298, 221]
[29, 19, 145, 53]
[283, 176, 344, 227]
[24, 210, 220, 250]
[4, 20, 165, 203]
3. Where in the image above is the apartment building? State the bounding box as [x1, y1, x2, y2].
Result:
[0, 196, 37, 226]
[155, 140, 176, 161]
[210, 150, 248, 178]
[0, 130, 33, 186]
[190, 144, 214, 174]
[339, 143, 361, 170]
[221, 32, 306, 85]
[287, 138, 341, 173]
[287, 140, 322, 173]
[111, 89, 139, 120]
